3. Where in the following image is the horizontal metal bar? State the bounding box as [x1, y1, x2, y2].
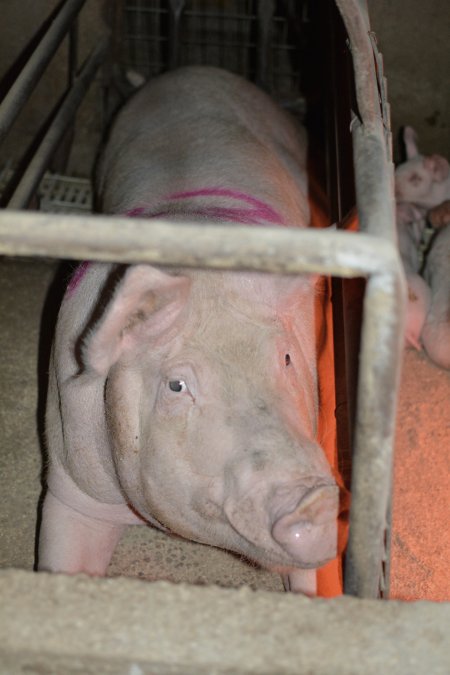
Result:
[0, 0, 87, 145]
[7, 38, 109, 210]
[0, 210, 402, 278]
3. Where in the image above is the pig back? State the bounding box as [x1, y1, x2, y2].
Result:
[96, 66, 310, 226]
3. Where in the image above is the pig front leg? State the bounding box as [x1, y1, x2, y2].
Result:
[37, 467, 141, 575]
[38, 490, 127, 575]
[281, 569, 317, 596]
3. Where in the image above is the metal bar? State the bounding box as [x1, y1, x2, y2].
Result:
[7, 38, 109, 211]
[168, 0, 186, 69]
[0, 210, 402, 278]
[345, 265, 405, 597]
[68, 19, 79, 88]
[256, 0, 274, 89]
[334, 0, 379, 132]
[334, 0, 403, 598]
[0, 0, 87, 145]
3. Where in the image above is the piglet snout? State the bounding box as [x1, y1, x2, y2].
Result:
[271, 484, 339, 567]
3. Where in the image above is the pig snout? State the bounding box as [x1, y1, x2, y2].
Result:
[271, 484, 339, 567]
[224, 472, 338, 570]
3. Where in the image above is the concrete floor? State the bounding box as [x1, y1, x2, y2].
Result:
[0, 255, 448, 601]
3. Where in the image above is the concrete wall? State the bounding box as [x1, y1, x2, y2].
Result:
[369, 0, 450, 160]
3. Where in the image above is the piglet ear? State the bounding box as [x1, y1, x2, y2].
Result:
[83, 265, 190, 376]
[403, 126, 419, 160]
[423, 154, 450, 182]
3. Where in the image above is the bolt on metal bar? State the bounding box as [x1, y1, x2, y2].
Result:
[7, 38, 109, 211]
[0, 0, 87, 146]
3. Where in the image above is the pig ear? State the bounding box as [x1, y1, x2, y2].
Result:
[83, 265, 190, 376]
[403, 126, 419, 160]
[423, 154, 450, 182]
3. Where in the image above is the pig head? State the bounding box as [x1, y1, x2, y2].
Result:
[39, 66, 339, 596]
[395, 126, 450, 208]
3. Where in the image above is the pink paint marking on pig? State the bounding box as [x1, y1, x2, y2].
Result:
[124, 188, 285, 226]
[125, 206, 149, 218]
[66, 261, 91, 297]
[168, 188, 285, 225]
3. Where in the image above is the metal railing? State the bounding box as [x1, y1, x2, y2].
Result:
[0, 0, 108, 209]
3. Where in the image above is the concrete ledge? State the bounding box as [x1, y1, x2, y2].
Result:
[0, 570, 448, 674]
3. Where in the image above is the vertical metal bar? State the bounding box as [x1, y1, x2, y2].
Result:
[168, 0, 186, 69]
[111, 0, 126, 67]
[332, 0, 400, 598]
[0, 0, 87, 145]
[68, 19, 79, 87]
[344, 263, 405, 597]
[256, 0, 274, 89]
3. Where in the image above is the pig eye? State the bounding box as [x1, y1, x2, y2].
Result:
[285, 354, 291, 366]
[168, 379, 188, 393]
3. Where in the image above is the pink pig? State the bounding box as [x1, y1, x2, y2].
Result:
[394, 128, 450, 366]
[38, 67, 340, 596]
[395, 202, 431, 350]
[422, 222, 450, 369]
[395, 126, 450, 208]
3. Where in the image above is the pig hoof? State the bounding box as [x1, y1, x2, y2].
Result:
[282, 569, 317, 596]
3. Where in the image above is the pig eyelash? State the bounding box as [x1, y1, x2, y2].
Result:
[168, 379, 188, 393]
[285, 354, 291, 366]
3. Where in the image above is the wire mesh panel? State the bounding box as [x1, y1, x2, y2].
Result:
[120, 0, 305, 101]
[38, 174, 92, 213]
